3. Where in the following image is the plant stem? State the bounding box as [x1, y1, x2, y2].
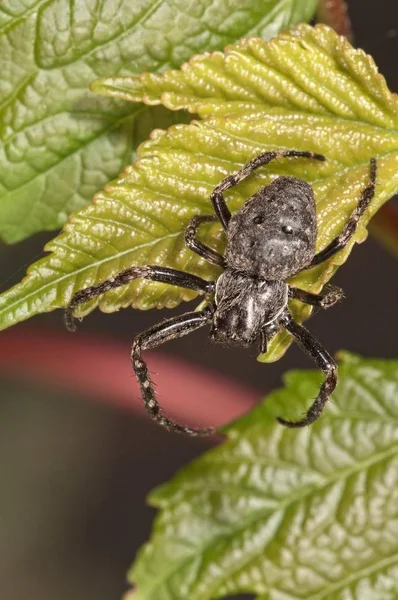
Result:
[316, 0, 353, 41]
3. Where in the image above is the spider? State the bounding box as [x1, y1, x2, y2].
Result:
[65, 150, 376, 436]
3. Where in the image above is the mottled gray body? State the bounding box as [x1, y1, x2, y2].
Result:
[226, 177, 317, 279]
[211, 176, 316, 348]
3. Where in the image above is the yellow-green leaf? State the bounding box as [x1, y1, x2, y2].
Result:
[0, 26, 397, 363]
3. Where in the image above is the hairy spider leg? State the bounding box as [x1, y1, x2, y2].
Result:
[288, 285, 344, 309]
[309, 158, 377, 267]
[131, 305, 215, 436]
[211, 150, 326, 230]
[259, 321, 280, 354]
[277, 311, 337, 427]
[184, 214, 226, 267]
[64, 265, 215, 332]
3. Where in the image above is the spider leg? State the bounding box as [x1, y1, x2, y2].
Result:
[289, 284, 344, 309]
[309, 158, 377, 268]
[211, 150, 326, 229]
[258, 321, 280, 354]
[65, 266, 215, 332]
[132, 304, 215, 436]
[277, 310, 337, 428]
[184, 215, 226, 267]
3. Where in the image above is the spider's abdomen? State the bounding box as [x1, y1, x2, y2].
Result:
[226, 176, 317, 279]
[210, 270, 288, 348]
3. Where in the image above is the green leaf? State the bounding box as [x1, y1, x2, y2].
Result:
[0, 0, 316, 244]
[0, 25, 397, 363]
[128, 353, 398, 600]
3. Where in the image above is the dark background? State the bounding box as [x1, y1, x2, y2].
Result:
[0, 2, 397, 599]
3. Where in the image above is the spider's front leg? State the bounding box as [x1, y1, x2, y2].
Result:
[309, 158, 377, 267]
[211, 150, 326, 229]
[277, 310, 337, 428]
[64, 265, 215, 331]
[132, 304, 216, 436]
[289, 284, 344, 309]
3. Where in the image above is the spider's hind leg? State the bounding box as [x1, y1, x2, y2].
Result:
[277, 311, 337, 428]
[258, 321, 280, 354]
[132, 304, 215, 436]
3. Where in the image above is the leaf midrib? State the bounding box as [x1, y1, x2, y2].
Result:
[140, 439, 398, 599]
[54, 0, 167, 69]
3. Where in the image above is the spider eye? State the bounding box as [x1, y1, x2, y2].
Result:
[253, 215, 263, 224]
[282, 225, 293, 235]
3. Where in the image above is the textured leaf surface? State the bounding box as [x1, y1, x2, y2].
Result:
[0, 25, 398, 363]
[93, 24, 397, 122]
[128, 354, 398, 600]
[0, 0, 316, 243]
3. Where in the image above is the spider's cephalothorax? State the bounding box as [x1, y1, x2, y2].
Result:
[65, 150, 377, 436]
[226, 176, 317, 279]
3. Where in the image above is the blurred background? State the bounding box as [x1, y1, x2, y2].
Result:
[0, 1, 397, 599]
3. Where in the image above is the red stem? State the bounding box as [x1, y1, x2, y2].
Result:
[316, 0, 353, 41]
[0, 327, 259, 430]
